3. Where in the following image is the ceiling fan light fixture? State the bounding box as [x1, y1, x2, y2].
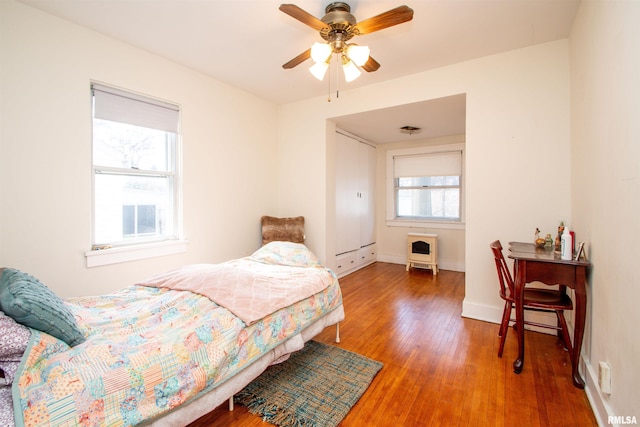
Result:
[310, 42, 332, 63]
[346, 44, 370, 67]
[342, 58, 361, 82]
[280, 3, 415, 88]
[309, 61, 330, 80]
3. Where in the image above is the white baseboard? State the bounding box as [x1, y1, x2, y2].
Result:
[376, 254, 408, 266]
[376, 254, 465, 272]
[583, 356, 614, 427]
[462, 300, 569, 335]
[462, 299, 502, 323]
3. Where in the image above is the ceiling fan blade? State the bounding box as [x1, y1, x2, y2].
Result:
[279, 4, 329, 31]
[362, 56, 381, 72]
[282, 48, 311, 69]
[355, 5, 414, 35]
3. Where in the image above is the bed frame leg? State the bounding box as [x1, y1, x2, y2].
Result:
[228, 396, 234, 411]
[335, 322, 341, 343]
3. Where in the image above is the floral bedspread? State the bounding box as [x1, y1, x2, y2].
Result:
[13, 243, 342, 426]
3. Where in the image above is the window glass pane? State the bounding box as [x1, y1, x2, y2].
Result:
[123, 205, 135, 235]
[398, 176, 460, 187]
[94, 174, 173, 244]
[397, 188, 460, 219]
[93, 119, 173, 171]
[137, 205, 156, 235]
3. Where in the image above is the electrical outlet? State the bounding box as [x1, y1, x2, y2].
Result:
[599, 361, 612, 394]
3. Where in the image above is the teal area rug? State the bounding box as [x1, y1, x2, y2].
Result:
[234, 340, 383, 427]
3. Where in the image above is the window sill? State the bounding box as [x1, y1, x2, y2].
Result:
[386, 219, 465, 230]
[85, 239, 188, 268]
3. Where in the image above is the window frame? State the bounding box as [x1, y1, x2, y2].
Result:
[386, 143, 465, 229]
[86, 82, 186, 267]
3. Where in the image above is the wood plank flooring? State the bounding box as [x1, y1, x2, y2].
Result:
[189, 262, 597, 426]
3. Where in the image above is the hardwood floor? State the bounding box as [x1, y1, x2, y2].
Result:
[190, 262, 597, 426]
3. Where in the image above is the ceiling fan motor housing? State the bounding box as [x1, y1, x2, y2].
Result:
[320, 2, 358, 49]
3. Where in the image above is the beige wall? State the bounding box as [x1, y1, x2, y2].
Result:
[570, 0, 640, 421]
[0, 1, 279, 297]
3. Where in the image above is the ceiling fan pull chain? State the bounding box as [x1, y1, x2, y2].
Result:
[327, 68, 332, 102]
[336, 54, 340, 99]
[327, 54, 333, 102]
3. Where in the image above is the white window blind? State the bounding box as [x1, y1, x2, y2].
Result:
[393, 151, 462, 178]
[92, 83, 179, 133]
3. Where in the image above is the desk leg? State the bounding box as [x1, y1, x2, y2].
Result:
[513, 260, 526, 374]
[571, 267, 587, 388]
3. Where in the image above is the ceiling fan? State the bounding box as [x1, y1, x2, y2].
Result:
[279, 2, 414, 82]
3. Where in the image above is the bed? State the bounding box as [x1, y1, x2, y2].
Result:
[0, 216, 344, 426]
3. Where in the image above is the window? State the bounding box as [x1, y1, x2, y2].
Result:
[91, 83, 180, 249]
[386, 144, 464, 227]
[397, 175, 460, 219]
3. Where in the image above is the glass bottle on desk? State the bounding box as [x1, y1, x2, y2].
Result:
[561, 228, 573, 260]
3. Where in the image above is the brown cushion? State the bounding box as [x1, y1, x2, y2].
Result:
[261, 216, 305, 245]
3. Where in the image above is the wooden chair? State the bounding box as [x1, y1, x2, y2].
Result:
[490, 240, 574, 357]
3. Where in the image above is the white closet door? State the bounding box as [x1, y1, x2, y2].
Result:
[359, 143, 376, 247]
[335, 133, 361, 254]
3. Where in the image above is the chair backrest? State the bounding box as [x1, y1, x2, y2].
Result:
[489, 240, 515, 299]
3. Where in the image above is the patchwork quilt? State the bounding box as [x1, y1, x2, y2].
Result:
[13, 243, 342, 426]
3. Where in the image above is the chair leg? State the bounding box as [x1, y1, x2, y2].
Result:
[498, 302, 512, 357]
[556, 310, 573, 354]
[498, 301, 511, 337]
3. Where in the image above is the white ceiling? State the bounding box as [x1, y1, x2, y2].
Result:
[18, 0, 580, 143]
[331, 93, 467, 143]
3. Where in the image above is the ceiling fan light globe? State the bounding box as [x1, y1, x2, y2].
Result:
[309, 61, 329, 80]
[310, 42, 332, 63]
[342, 60, 361, 82]
[346, 44, 370, 67]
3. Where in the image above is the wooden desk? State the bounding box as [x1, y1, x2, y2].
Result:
[508, 242, 591, 388]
